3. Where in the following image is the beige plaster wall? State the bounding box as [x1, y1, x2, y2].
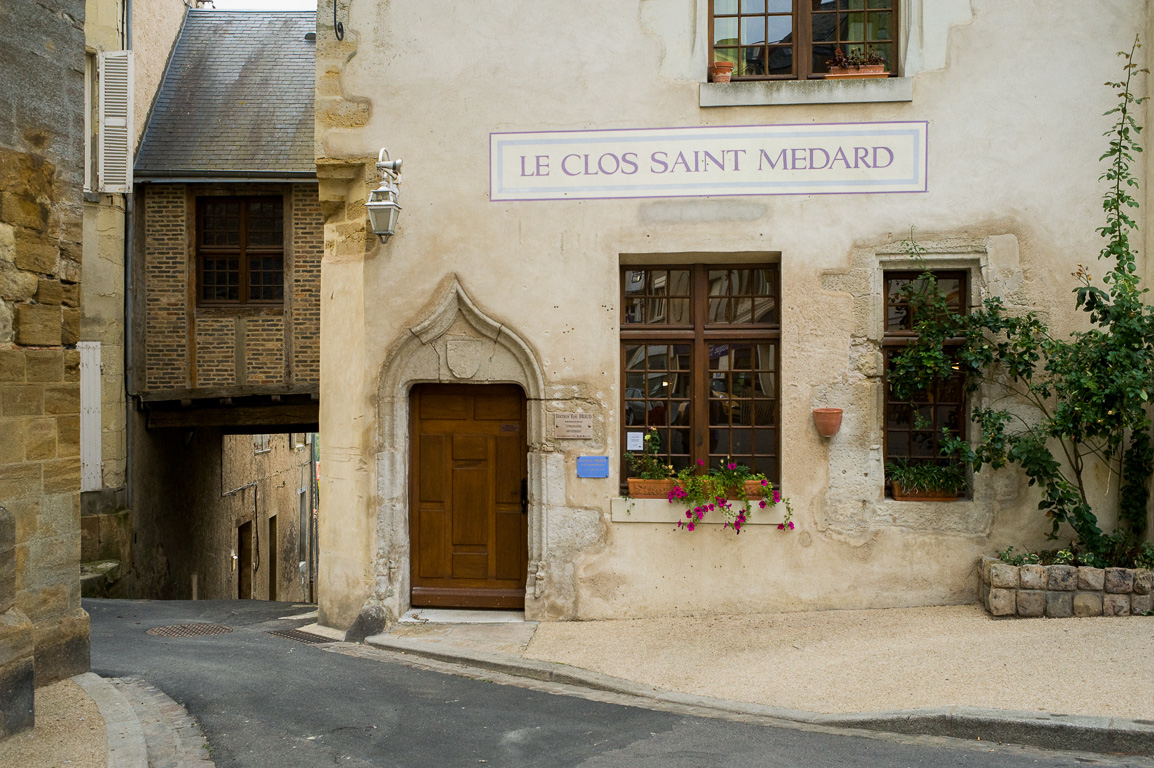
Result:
[315, 1, 1151, 627]
[130, 0, 186, 151]
[81, 0, 184, 495]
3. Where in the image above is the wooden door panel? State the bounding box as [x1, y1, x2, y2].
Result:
[452, 433, 488, 461]
[451, 465, 489, 547]
[418, 434, 446, 502]
[411, 384, 527, 609]
[451, 552, 489, 580]
[417, 508, 447, 579]
[495, 435, 521, 503]
[495, 510, 523, 580]
[419, 392, 468, 420]
[475, 392, 521, 420]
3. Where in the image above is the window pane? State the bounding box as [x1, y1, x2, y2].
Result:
[715, 0, 738, 12]
[767, 47, 793, 75]
[767, 0, 791, 10]
[741, 0, 765, 11]
[741, 16, 765, 45]
[715, 17, 739, 45]
[766, 16, 792, 45]
[869, 11, 892, 40]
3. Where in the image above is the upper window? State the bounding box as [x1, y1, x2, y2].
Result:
[883, 271, 967, 469]
[710, 0, 897, 81]
[197, 197, 284, 305]
[621, 265, 780, 484]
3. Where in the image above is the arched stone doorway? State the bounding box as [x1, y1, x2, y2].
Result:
[370, 275, 552, 622]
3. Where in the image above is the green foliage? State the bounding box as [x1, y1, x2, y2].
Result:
[669, 457, 793, 533]
[625, 427, 674, 480]
[884, 460, 968, 494]
[889, 39, 1153, 565]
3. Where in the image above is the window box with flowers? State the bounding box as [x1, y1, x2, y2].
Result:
[668, 457, 794, 534]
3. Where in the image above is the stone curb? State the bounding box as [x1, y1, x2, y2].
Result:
[72, 672, 148, 768]
[364, 634, 1154, 757]
[112, 676, 215, 767]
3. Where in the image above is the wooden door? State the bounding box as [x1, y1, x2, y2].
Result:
[410, 384, 528, 609]
[237, 521, 252, 599]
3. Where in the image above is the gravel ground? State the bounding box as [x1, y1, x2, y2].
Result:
[524, 604, 1154, 719]
[0, 678, 106, 768]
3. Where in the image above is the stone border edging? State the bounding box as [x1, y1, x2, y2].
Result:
[364, 633, 1154, 757]
[979, 556, 1154, 618]
[72, 672, 147, 768]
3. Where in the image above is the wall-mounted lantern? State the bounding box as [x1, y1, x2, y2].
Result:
[367, 147, 402, 243]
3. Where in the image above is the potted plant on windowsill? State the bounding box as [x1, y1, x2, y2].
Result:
[669, 457, 794, 533]
[625, 427, 676, 498]
[824, 47, 889, 79]
[885, 459, 967, 501]
[709, 60, 735, 83]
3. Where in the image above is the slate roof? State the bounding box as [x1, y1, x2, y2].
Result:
[135, 10, 315, 179]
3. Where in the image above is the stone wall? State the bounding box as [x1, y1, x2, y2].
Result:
[979, 556, 1154, 618]
[0, 0, 90, 724]
[138, 183, 322, 396]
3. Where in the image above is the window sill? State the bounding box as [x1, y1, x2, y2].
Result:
[610, 497, 786, 525]
[699, 77, 913, 108]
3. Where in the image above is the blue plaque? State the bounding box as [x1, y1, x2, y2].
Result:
[576, 456, 610, 478]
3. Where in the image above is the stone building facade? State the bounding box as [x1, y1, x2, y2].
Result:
[77, 0, 186, 609]
[0, 0, 89, 738]
[120, 10, 321, 602]
[313, 1, 1154, 631]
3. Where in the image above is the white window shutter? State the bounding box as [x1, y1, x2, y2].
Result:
[98, 50, 133, 193]
[79, 342, 103, 492]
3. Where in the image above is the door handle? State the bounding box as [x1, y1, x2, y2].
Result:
[521, 479, 529, 515]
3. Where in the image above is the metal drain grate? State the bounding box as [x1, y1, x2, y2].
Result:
[146, 623, 234, 637]
[266, 629, 335, 645]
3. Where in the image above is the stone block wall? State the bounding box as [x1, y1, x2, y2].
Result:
[0, 0, 91, 729]
[978, 556, 1153, 618]
[139, 183, 322, 396]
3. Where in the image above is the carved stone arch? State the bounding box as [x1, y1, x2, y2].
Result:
[369, 274, 551, 624]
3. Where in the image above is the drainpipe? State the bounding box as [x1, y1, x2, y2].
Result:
[122, 0, 134, 506]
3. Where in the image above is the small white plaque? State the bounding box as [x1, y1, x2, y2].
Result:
[626, 431, 644, 451]
[554, 413, 594, 439]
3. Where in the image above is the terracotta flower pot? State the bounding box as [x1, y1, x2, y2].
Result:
[824, 64, 889, 79]
[812, 408, 843, 437]
[891, 482, 959, 502]
[628, 478, 678, 499]
[709, 61, 734, 83]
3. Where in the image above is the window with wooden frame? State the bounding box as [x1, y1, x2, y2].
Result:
[883, 270, 967, 472]
[197, 196, 284, 304]
[710, 0, 897, 81]
[621, 264, 780, 484]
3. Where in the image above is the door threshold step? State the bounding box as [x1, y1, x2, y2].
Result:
[400, 608, 526, 624]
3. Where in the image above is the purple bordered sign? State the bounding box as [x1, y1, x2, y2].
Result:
[490, 121, 928, 202]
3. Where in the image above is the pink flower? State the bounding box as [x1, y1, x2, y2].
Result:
[728, 463, 736, 470]
[777, 523, 785, 530]
[761, 479, 768, 486]
[696, 510, 704, 520]
[687, 522, 695, 531]
[759, 500, 767, 509]
[773, 490, 782, 504]
[685, 510, 692, 518]
[788, 521, 795, 530]
[697, 459, 704, 467]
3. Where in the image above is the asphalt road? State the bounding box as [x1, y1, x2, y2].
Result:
[86, 599, 1152, 768]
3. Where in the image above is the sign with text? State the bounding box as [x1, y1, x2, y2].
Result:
[490, 121, 927, 202]
[554, 413, 595, 439]
[576, 456, 610, 478]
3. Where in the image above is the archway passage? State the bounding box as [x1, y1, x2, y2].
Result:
[409, 384, 528, 609]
